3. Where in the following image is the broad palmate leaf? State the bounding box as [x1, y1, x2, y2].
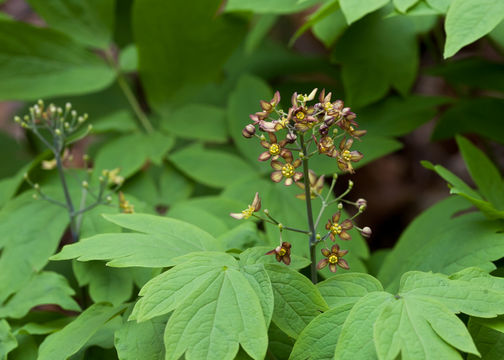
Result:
[51, 213, 222, 267]
[131, 252, 269, 360]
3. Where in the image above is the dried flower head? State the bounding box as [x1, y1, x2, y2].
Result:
[230, 192, 261, 219]
[119, 192, 134, 214]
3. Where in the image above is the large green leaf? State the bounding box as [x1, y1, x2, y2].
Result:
[0, 20, 115, 100]
[432, 97, 504, 144]
[0, 271, 80, 318]
[291, 276, 387, 360]
[444, 0, 504, 58]
[51, 213, 222, 267]
[0, 320, 17, 359]
[333, 11, 418, 107]
[266, 264, 329, 339]
[93, 132, 175, 179]
[0, 191, 68, 302]
[377, 196, 504, 291]
[394, 0, 421, 13]
[225, 0, 318, 14]
[72, 261, 134, 306]
[374, 269, 504, 360]
[340, 0, 390, 24]
[131, 252, 268, 360]
[133, 0, 247, 110]
[114, 315, 168, 360]
[169, 143, 257, 188]
[335, 292, 395, 360]
[161, 104, 228, 143]
[317, 273, 383, 308]
[456, 135, 504, 210]
[25, 0, 115, 49]
[38, 303, 126, 360]
[468, 318, 504, 360]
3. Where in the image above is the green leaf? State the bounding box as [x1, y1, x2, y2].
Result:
[426, 0, 451, 13]
[0, 320, 17, 359]
[333, 12, 418, 107]
[133, 0, 247, 110]
[266, 264, 329, 338]
[227, 75, 272, 169]
[340, 0, 390, 24]
[394, 0, 420, 12]
[432, 98, 504, 144]
[51, 213, 222, 267]
[490, 19, 504, 48]
[456, 135, 504, 210]
[25, 0, 115, 49]
[444, 0, 504, 58]
[167, 202, 229, 237]
[73, 261, 134, 306]
[163, 264, 268, 360]
[378, 196, 504, 291]
[225, 0, 318, 14]
[161, 104, 228, 143]
[0, 191, 68, 302]
[0, 20, 115, 100]
[93, 132, 175, 179]
[317, 273, 383, 308]
[169, 143, 256, 188]
[131, 252, 238, 321]
[472, 315, 504, 334]
[468, 318, 504, 360]
[428, 58, 504, 93]
[0, 271, 80, 318]
[240, 264, 274, 327]
[335, 292, 395, 360]
[289, 303, 354, 360]
[38, 303, 126, 360]
[312, 5, 347, 48]
[218, 222, 264, 250]
[114, 315, 167, 360]
[245, 15, 278, 54]
[90, 110, 137, 134]
[119, 44, 138, 72]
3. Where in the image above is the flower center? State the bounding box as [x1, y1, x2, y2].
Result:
[324, 102, 332, 111]
[296, 111, 305, 120]
[278, 248, 287, 256]
[269, 143, 280, 155]
[330, 223, 342, 235]
[342, 150, 352, 161]
[328, 254, 338, 264]
[241, 205, 255, 219]
[281, 164, 295, 178]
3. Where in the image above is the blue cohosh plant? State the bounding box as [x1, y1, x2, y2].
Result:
[232, 89, 371, 283]
[15, 100, 129, 242]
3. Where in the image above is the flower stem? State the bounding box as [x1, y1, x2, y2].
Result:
[54, 147, 78, 243]
[105, 49, 154, 134]
[300, 134, 318, 284]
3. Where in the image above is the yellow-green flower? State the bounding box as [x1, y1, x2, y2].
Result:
[230, 192, 261, 219]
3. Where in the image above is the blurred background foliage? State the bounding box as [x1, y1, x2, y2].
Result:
[1, 0, 502, 252]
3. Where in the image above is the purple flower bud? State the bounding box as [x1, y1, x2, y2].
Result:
[324, 116, 335, 126]
[345, 112, 357, 121]
[356, 198, 367, 208]
[242, 124, 256, 138]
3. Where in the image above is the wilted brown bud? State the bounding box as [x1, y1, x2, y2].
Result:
[361, 227, 372, 238]
[242, 124, 256, 138]
[286, 132, 297, 143]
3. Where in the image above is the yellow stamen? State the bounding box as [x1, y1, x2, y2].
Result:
[281, 164, 295, 178]
[278, 248, 287, 256]
[269, 143, 280, 156]
[324, 102, 332, 111]
[296, 111, 305, 120]
[241, 205, 255, 219]
[330, 223, 342, 235]
[328, 254, 338, 264]
[342, 150, 352, 161]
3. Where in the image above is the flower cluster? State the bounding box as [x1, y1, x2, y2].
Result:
[242, 89, 366, 177]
